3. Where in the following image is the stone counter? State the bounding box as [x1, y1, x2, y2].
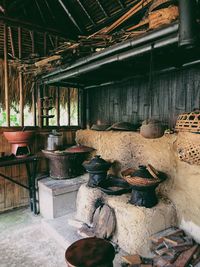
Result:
[76, 130, 200, 242]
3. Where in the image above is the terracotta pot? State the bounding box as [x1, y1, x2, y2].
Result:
[140, 119, 164, 139]
[3, 131, 35, 144]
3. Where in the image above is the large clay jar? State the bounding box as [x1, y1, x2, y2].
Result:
[140, 119, 164, 139]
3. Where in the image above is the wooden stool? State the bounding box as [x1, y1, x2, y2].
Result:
[65, 237, 115, 267]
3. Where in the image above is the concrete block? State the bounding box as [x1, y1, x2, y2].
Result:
[38, 174, 88, 219]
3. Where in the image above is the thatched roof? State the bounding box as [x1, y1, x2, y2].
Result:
[0, 60, 78, 109]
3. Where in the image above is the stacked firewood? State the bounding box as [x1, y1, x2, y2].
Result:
[121, 227, 200, 267]
[150, 227, 200, 266]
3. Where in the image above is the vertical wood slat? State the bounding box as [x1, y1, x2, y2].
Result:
[32, 82, 37, 127]
[56, 86, 60, 126]
[8, 26, 15, 58]
[4, 24, 10, 127]
[88, 67, 200, 127]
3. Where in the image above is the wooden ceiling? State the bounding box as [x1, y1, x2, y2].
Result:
[0, 0, 141, 38]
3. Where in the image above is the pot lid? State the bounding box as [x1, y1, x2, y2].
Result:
[91, 124, 111, 131]
[65, 145, 94, 153]
[83, 155, 111, 169]
[107, 122, 139, 131]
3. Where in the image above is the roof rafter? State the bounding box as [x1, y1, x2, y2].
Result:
[96, 0, 109, 18]
[76, 0, 96, 26]
[0, 15, 69, 38]
[117, 0, 125, 8]
[57, 0, 83, 34]
[35, 0, 46, 25]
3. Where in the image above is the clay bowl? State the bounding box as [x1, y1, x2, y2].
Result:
[3, 131, 35, 144]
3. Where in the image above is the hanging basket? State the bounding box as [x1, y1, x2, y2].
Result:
[176, 132, 200, 165]
[175, 110, 200, 133]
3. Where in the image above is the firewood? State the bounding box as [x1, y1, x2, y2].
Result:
[173, 245, 198, 267]
[122, 254, 142, 265]
[150, 227, 184, 244]
[35, 55, 61, 67]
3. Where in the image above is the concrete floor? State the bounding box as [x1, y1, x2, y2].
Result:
[0, 208, 66, 267]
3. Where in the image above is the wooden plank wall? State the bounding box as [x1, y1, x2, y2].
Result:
[89, 66, 200, 128]
[0, 129, 77, 213]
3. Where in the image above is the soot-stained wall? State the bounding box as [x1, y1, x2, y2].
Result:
[88, 66, 200, 128]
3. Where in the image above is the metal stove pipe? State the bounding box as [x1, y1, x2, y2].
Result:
[179, 0, 198, 47]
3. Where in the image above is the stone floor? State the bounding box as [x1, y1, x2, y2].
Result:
[0, 207, 66, 267]
[0, 207, 123, 267]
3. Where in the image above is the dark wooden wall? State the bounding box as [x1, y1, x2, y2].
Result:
[88, 66, 200, 128]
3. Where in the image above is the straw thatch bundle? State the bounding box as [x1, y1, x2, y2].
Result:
[0, 60, 78, 111]
[0, 60, 35, 109]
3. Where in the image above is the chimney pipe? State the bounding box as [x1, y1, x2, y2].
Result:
[179, 0, 198, 47]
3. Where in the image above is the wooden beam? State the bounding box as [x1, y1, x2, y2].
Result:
[8, 26, 15, 58]
[96, 0, 109, 18]
[35, 0, 46, 25]
[0, 15, 69, 38]
[117, 0, 125, 8]
[57, 0, 83, 34]
[76, 0, 96, 26]
[4, 24, 10, 127]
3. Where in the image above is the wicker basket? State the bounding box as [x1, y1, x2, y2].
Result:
[176, 132, 200, 165]
[149, 6, 179, 30]
[124, 176, 160, 186]
[175, 111, 200, 133]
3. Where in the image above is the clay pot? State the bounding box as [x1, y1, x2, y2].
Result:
[3, 131, 35, 143]
[140, 119, 164, 139]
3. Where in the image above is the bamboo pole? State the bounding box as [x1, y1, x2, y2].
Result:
[4, 24, 10, 127]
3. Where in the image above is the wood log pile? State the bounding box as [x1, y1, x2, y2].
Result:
[20, 0, 179, 76]
[121, 227, 200, 267]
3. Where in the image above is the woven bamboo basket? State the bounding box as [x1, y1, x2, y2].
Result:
[175, 111, 200, 133]
[149, 6, 179, 30]
[176, 132, 200, 165]
[124, 176, 160, 186]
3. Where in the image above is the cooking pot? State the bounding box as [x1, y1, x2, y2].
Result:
[140, 119, 164, 139]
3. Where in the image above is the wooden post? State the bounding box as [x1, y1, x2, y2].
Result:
[4, 24, 10, 127]
[68, 88, 71, 126]
[56, 86, 60, 126]
[32, 82, 37, 127]
[19, 72, 24, 126]
[18, 26, 24, 126]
